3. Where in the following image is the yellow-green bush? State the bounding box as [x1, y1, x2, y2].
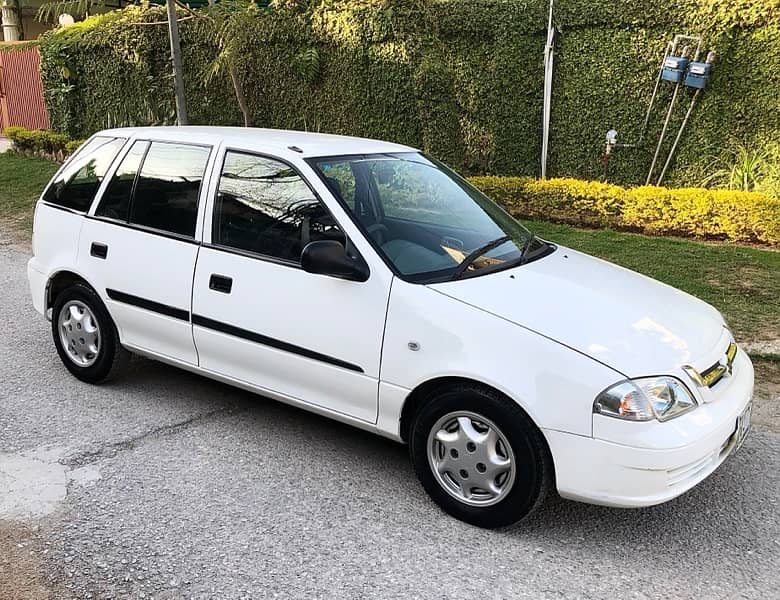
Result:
[65, 139, 85, 155]
[622, 186, 780, 244]
[4, 126, 70, 155]
[469, 176, 780, 245]
[3, 126, 82, 160]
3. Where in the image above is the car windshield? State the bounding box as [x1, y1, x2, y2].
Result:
[310, 152, 551, 282]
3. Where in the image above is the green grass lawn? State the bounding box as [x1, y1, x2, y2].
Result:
[0, 152, 59, 231]
[526, 221, 780, 342]
[1, 151, 777, 342]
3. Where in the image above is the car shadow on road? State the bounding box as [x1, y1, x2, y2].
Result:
[117, 355, 771, 560]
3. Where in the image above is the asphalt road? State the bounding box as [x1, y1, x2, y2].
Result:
[1, 230, 779, 599]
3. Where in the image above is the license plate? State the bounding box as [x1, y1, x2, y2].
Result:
[735, 402, 752, 450]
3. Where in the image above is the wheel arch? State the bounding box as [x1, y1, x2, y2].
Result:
[398, 376, 547, 447]
[46, 269, 100, 312]
[398, 375, 558, 509]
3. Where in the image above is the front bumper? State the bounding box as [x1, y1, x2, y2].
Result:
[544, 349, 754, 508]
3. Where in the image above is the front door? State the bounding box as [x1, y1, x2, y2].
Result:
[78, 139, 214, 365]
[191, 150, 392, 423]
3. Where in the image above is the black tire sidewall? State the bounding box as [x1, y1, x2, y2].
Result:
[410, 386, 549, 528]
[51, 284, 120, 384]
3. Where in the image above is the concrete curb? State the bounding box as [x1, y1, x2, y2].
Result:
[742, 340, 780, 359]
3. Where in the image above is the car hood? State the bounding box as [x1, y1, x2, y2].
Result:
[428, 247, 725, 377]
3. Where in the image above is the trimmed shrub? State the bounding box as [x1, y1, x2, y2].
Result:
[4, 126, 75, 160]
[622, 186, 780, 244]
[471, 176, 625, 229]
[65, 139, 85, 155]
[468, 176, 780, 245]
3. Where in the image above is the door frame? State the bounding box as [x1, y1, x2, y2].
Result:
[200, 145, 390, 281]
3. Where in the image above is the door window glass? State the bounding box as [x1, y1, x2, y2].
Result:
[129, 142, 211, 238]
[214, 151, 344, 262]
[43, 137, 125, 212]
[95, 141, 149, 221]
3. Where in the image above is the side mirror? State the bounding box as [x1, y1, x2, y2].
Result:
[301, 240, 369, 282]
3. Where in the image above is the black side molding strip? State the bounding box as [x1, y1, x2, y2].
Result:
[192, 314, 364, 374]
[106, 289, 190, 322]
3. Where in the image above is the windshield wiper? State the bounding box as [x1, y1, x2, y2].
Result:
[518, 234, 536, 263]
[451, 235, 511, 280]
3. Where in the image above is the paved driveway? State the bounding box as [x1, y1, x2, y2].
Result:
[1, 232, 778, 599]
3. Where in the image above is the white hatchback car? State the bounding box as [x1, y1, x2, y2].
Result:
[28, 127, 753, 528]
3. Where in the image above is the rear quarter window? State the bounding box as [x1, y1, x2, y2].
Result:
[43, 137, 126, 212]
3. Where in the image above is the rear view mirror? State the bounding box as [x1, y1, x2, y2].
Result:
[301, 240, 369, 282]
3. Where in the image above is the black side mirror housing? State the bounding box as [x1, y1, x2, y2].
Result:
[301, 240, 370, 282]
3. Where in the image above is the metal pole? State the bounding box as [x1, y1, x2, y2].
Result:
[656, 89, 701, 186]
[166, 0, 188, 126]
[646, 45, 690, 184]
[541, 0, 554, 179]
[646, 83, 679, 184]
[656, 50, 715, 185]
[637, 41, 673, 143]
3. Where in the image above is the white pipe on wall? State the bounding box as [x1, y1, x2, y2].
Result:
[541, 0, 554, 179]
[1, 0, 21, 42]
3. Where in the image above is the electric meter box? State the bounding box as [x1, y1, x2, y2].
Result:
[661, 56, 690, 83]
[684, 61, 712, 88]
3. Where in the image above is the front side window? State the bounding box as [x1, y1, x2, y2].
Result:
[43, 136, 125, 212]
[213, 151, 344, 262]
[128, 142, 211, 238]
[311, 153, 551, 282]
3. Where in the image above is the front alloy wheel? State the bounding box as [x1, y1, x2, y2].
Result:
[428, 411, 516, 506]
[410, 383, 552, 528]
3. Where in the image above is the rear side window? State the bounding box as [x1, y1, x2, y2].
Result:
[43, 137, 125, 212]
[128, 142, 210, 238]
[95, 141, 150, 222]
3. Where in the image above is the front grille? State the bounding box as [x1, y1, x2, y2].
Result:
[698, 342, 737, 388]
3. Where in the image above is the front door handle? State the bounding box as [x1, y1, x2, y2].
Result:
[209, 274, 233, 294]
[90, 242, 108, 259]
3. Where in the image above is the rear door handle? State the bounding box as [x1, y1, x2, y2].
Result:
[209, 274, 233, 294]
[90, 242, 108, 259]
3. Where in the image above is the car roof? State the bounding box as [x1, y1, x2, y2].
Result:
[97, 126, 418, 158]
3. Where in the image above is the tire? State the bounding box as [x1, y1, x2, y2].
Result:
[409, 383, 552, 528]
[51, 283, 128, 384]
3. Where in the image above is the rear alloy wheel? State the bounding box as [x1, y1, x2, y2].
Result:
[410, 384, 552, 528]
[51, 283, 128, 383]
[57, 299, 101, 367]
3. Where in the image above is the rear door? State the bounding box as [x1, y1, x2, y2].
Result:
[78, 139, 215, 364]
[191, 149, 392, 423]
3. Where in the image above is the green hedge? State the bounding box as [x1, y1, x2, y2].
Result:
[470, 175, 780, 245]
[3, 126, 84, 159]
[38, 1, 780, 187]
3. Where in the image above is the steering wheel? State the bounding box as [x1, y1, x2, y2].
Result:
[300, 210, 344, 249]
[365, 223, 389, 246]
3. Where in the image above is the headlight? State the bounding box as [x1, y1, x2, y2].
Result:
[593, 376, 697, 422]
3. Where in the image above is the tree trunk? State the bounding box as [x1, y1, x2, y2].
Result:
[229, 65, 251, 127]
[166, 0, 188, 125]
